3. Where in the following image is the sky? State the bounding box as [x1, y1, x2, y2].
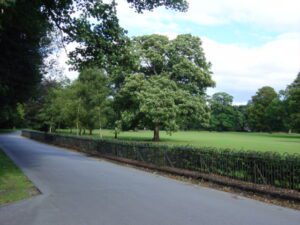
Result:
[58, 0, 300, 104]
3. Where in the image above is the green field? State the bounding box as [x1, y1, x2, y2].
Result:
[0, 149, 37, 205]
[57, 129, 300, 154]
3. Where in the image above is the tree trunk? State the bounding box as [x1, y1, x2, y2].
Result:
[99, 109, 102, 138]
[89, 129, 92, 135]
[153, 124, 160, 141]
[76, 99, 81, 136]
[99, 123, 102, 138]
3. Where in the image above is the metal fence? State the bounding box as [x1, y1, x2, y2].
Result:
[22, 130, 300, 191]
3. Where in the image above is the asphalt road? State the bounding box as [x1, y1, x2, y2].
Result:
[0, 132, 299, 225]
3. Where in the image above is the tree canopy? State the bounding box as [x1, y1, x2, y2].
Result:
[247, 86, 278, 132]
[285, 73, 300, 132]
[116, 34, 214, 140]
[0, 0, 188, 128]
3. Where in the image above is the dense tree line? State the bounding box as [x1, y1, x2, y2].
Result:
[21, 61, 300, 141]
[209, 73, 300, 133]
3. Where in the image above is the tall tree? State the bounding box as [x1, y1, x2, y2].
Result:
[0, 0, 50, 127]
[247, 86, 278, 132]
[210, 92, 244, 131]
[116, 34, 214, 141]
[76, 67, 110, 135]
[285, 73, 300, 132]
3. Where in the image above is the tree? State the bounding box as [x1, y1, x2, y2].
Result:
[285, 73, 300, 132]
[126, 0, 188, 12]
[116, 34, 214, 141]
[265, 96, 286, 132]
[76, 67, 110, 135]
[0, 0, 50, 127]
[233, 105, 248, 131]
[209, 92, 237, 131]
[38, 87, 67, 133]
[117, 74, 209, 141]
[132, 34, 214, 94]
[23, 71, 70, 130]
[247, 86, 278, 132]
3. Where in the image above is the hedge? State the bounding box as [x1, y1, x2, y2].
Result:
[22, 130, 300, 191]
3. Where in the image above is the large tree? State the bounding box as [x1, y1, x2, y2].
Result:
[116, 34, 214, 141]
[76, 67, 110, 135]
[285, 73, 300, 132]
[132, 34, 214, 94]
[209, 92, 237, 131]
[247, 86, 278, 132]
[0, 0, 50, 127]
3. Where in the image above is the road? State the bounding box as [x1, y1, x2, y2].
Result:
[0, 132, 299, 225]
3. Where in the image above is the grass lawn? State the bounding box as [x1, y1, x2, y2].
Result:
[57, 129, 300, 154]
[0, 149, 38, 205]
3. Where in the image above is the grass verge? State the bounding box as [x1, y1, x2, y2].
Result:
[0, 149, 38, 205]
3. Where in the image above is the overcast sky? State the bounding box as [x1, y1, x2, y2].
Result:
[58, 0, 300, 104]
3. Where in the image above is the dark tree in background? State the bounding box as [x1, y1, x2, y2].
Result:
[209, 92, 246, 131]
[247, 86, 278, 132]
[285, 73, 300, 132]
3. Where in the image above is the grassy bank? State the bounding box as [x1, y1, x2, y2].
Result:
[0, 149, 37, 205]
[57, 129, 300, 154]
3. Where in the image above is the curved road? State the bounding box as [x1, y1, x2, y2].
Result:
[0, 132, 299, 225]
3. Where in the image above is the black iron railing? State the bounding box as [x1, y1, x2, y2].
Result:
[22, 130, 300, 191]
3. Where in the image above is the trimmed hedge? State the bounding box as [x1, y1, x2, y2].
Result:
[22, 130, 300, 191]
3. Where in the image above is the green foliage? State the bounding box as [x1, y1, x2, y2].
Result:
[209, 93, 247, 131]
[38, 88, 67, 132]
[210, 92, 235, 131]
[285, 73, 300, 132]
[35, 67, 110, 134]
[126, 0, 188, 12]
[167, 34, 215, 94]
[23, 74, 70, 131]
[132, 34, 215, 94]
[138, 75, 181, 133]
[114, 120, 122, 139]
[0, 0, 188, 128]
[247, 86, 278, 132]
[265, 96, 287, 131]
[0, 0, 51, 127]
[76, 67, 110, 133]
[117, 34, 214, 140]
